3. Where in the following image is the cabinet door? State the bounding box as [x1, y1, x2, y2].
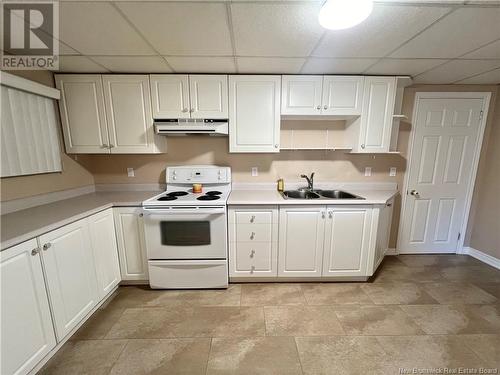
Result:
[228, 206, 278, 277]
[103, 75, 163, 154]
[281, 75, 322, 115]
[88, 209, 121, 299]
[371, 200, 394, 275]
[358, 76, 396, 153]
[150, 74, 190, 119]
[55, 74, 110, 154]
[322, 76, 364, 116]
[278, 206, 325, 277]
[1, 239, 56, 375]
[189, 75, 228, 119]
[323, 207, 372, 277]
[39, 220, 98, 341]
[114, 207, 148, 281]
[229, 75, 281, 153]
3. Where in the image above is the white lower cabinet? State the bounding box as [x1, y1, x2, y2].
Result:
[229, 206, 278, 277]
[278, 206, 325, 277]
[322, 207, 372, 277]
[0, 239, 56, 375]
[370, 200, 394, 275]
[39, 219, 99, 341]
[114, 207, 148, 281]
[88, 209, 121, 298]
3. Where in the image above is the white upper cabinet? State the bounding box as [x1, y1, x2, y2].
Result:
[1, 239, 56, 375]
[55, 74, 110, 154]
[102, 75, 164, 154]
[150, 75, 190, 119]
[281, 75, 323, 115]
[322, 207, 372, 277]
[281, 75, 364, 117]
[150, 74, 228, 119]
[229, 75, 281, 153]
[278, 206, 325, 277]
[189, 75, 228, 119]
[357, 76, 397, 153]
[39, 219, 99, 341]
[322, 76, 364, 116]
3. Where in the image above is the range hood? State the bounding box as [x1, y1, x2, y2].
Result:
[154, 119, 228, 136]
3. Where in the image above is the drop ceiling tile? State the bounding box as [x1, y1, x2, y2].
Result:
[312, 4, 450, 58]
[413, 59, 500, 83]
[91, 56, 172, 73]
[391, 7, 500, 58]
[58, 56, 109, 73]
[116, 2, 232, 56]
[462, 39, 500, 59]
[165, 56, 236, 73]
[230, 3, 324, 57]
[237, 57, 305, 73]
[455, 68, 500, 84]
[364, 58, 449, 76]
[301, 58, 378, 74]
[60, 2, 155, 55]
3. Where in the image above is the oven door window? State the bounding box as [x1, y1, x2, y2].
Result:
[160, 221, 211, 246]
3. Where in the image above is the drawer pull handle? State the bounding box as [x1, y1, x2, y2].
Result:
[250, 215, 255, 223]
[328, 211, 333, 219]
[31, 248, 40, 256]
[250, 232, 255, 240]
[250, 250, 255, 258]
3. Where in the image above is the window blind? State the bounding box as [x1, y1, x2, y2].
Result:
[1, 85, 62, 177]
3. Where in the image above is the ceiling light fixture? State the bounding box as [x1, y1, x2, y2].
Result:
[318, 0, 374, 30]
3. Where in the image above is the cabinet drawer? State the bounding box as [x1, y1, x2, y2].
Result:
[235, 211, 273, 224]
[233, 242, 274, 273]
[236, 224, 272, 242]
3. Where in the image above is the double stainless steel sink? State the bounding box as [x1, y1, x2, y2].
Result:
[281, 189, 364, 200]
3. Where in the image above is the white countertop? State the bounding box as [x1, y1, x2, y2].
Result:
[1, 191, 159, 251]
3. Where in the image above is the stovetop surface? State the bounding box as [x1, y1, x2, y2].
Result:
[142, 186, 231, 206]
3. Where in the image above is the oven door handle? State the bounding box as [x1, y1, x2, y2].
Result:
[142, 206, 226, 215]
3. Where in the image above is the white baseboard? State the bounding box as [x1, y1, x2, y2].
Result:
[385, 248, 398, 255]
[462, 246, 500, 270]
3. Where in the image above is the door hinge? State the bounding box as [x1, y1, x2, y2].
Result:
[479, 110, 484, 120]
[457, 232, 461, 241]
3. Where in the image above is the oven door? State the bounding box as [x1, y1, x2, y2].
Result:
[143, 206, 227, 260]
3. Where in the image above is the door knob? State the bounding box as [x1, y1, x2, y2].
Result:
[410, 190, 420, 197]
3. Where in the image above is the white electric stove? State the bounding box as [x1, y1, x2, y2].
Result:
[142, 165, 231, 289]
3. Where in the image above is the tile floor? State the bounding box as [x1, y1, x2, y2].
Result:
[40, 255, 500, 374]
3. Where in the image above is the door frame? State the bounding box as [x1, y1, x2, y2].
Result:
[396, 91, 492, 254]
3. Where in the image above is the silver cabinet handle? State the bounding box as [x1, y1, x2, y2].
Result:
[328, 211, 333, 219]
[387, 203, 392, 207]
[250, 215, 255, 223]
[109, 144, 115, 148]
[101, 144, 109, 148]
[43, 243, 51, 251]
[182, 108, 188, 113]
[324, 105, 328, 110]
[250, 250, 255, 258]
[250, 232, 255, 240]
[274, 144, 279, 149]
[139, 213, 144, 217]
[316, 105, 321, 110]
[361, 144, 365, 149]
[322, 211, 325, 219]
[31, 248, 40, 256]
[189, 108, 194, 113]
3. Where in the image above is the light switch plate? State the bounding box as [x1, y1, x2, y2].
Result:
[127, 168, 135, 177]
[251, 167, 258, 177]
[365, 167, 372, 177]
[389, 167, 397, 177]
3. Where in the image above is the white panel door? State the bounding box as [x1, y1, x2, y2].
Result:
[400, 95, 489, 253]
[278, 206, 325, 277]
[323, 207, 371, 277]
[322, 76, 364, 116]
[1, 239, 56, 375]
[229, 75, 281, 153]
[114, 207, 148, 281]
[102, 75, 161, 153]
[39, 220, 99, 341]
[88, 209, 121, 299]
[189, 75, 228, 119]
[358, 76, 396, 153]
[281, 75, 323, 115]
[55, 74, 110, 154]
[150, 74, 190, 119]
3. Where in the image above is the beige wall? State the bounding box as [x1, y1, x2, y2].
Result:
[465, 86, 500, 259]
[0, 70, 95, 202]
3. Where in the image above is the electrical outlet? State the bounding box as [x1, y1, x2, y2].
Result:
[127, 168, 135, 177]
[389, 167, 397, 177]
[365, 167, 372, 177]
[251, 167, 258, 177]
